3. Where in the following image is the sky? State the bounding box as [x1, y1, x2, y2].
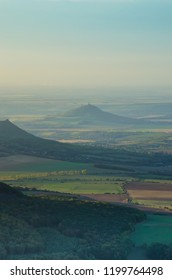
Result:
[0, 0, 172, 90]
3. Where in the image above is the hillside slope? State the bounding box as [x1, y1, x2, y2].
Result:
[55, 104, 150, 127]
[0, 120, 84, 161]
[0, 120, 171, 171]
[0, 182, 23, 198]
[0, 119, 35, 140]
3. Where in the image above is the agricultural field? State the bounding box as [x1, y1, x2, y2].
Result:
[0, 154, 132, 195]
[0, 155, 91, 172]
[1, 158, 172, 210]
[126, 181, 172, 211]
[26, 128, 172, 155]
[1, 156, 172, 212]
[0, 171, 125, 195]
[20, 180, 123, 195]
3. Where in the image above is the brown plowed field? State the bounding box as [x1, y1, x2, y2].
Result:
[126, 181, 172, 203]
[128, 190, 172, 200]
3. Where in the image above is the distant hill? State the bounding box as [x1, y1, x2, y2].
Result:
[0, 120, 84, 161]
[0, 119, 35, 140]
[63, 104, 148, 126]
[0, 120, 172, 176]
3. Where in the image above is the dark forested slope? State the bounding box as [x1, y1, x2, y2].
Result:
[0, 182, 146, 260]
[0, 120, 84, 160]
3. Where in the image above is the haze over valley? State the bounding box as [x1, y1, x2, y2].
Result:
[1, 91, 172, 260]
[0, 0, 172, 261]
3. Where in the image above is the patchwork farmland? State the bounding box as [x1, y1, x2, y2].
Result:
[126, 181, 172, 211]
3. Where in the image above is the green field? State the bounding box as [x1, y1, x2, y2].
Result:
[134, 199, 172, 210]
[130, 214, 172, 246]
[14, 161, 92, 172]
[23, 181, 123, 194]
[0, 155, 92, 172]
[0, 171, 124, 194]
[144, 179, 172, 184]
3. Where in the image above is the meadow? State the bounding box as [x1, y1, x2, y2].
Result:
[0, 155, 91, 172]
[130, 214, 172, 246]
[0, 172, 124, 195]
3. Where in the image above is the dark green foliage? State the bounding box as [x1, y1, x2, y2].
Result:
[0, 182, 23, 197]
[146, 243, 172, 260]
[0, 183, 146, 260]
[0, 214, 43, 257]
[91, 237, 133, 260]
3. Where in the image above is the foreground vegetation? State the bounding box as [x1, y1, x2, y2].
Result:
[0, 182, 145, 260]
[1, 182, 172, 259]
[130, 214, 172, 246]
[129, 214, 172, 260]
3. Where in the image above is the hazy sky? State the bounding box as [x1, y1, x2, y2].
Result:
[0, 0, 172, 89]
